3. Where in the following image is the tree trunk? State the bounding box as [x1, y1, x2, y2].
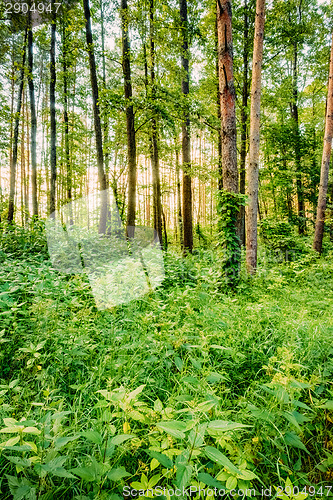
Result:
[150, 0, 163, 247]
[291, 41, 306, 234]
[49, 7, 57, 216]
[21, 90, 26, 226]
[217, 0, 238, 194]
[8, 29, 28, 223]
[100, 0, 110, 183]
[215, 11, 223, 192]
[313, 33, 333, 253]
[62, 22, 71, 203]
[28, 16, 38, 218]
[217, 0, 240, 285]
[83, 0, 108, 232]
[175, 144, 184, 251]
[180, 0, 193, 253]
[246, 0, 265, 274]
[239, 0, 249, 247]
[120, 0, 137, 235]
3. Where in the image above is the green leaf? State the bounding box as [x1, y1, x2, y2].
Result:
[147, 450, 173, 468]
[174, 356, 183, 371]
[207, 420, 251, 433]
[109, 434, 135, 445]
[0, 426, 21, 433]
[197, 472, 224, 489]
[81, 430, 103, 445]
[5, 456, 31, 468]
[107, 467, 131, 481]
[237, 469, 258, 480]
[49, 467, 76, 478]
[204, 446, 241, 475]
[176, 464, 192, 489]
[206, 372, 226, 384]
[319, 400, 333, 410]
[226, 476, 237, 490]
[148, 474, 161, 488]
[284, 432, 309, 453]
[127, 385, 146, 401]
[156, 420, 187, 439]
[22, 427, 40, 435]
[154, 399, 163, 413]
[1, 436, 20, 447]
[128, 410, 147, 422]
[71, 466, 97, 482]
[54, 435, 80, 450]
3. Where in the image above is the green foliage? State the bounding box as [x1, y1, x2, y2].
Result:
[0, 226, 332, 496]
[259, 218, 297, 261]
[217, 191, 245, 287]
[0, 221, 48, 260]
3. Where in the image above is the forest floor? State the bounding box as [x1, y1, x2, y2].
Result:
[0, 223, 332, 499]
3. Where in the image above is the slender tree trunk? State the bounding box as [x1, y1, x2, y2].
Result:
[215, 11, 223, 192]
[49, 7, 57, 216]
[120, 0, 137, 235]
[28, 16, 38, 217]
[239, 0, 249, 247]
[180, 0, 193, 253]
[291, 41, 306, 234]
[62, 22, 71, 202]
[83, 0, 107, 232]
[100, 0, 110, 183]
[149, 0, 163, 246]
[217, 0, 238, 193]
[313, 33, 333, 253]
[21, 91, 25, 226]
[8, 29, 28, 223]
[25, 91, 30, 221]
[246, 0, 265, 274]
[175, 144, 184, 250]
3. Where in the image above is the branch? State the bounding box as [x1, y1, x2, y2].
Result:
[135, 116, 153, 134]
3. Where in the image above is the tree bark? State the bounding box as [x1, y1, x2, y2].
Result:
[62, 21, 71, 203]
[150, 0, 163, 247]
[8, 29, 28, 223]
[291, 40, 306, 234]
[246, 0, 265, 274]
[175, 143, 184, 251]
[180, 0, 193, 253]
[217, 0, 238, 194]
[215, 11, 223, 192]
[28, 16, 38, 218]
[83, 0, 108, 232]
[120, 0, 137, 235]
[239, 0, 249, 247]
[313, 33, 333, 253]
[100, 0, 110, 182]
[49, 7, 57, 217]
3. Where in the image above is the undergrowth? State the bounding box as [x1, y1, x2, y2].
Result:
[0, 223, 332, 499]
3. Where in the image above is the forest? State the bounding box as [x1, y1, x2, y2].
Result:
[0, 0, 333, 497]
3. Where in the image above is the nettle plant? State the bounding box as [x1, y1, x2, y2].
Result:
[96, 384, 259, 495]
[0, 407, 153, 499]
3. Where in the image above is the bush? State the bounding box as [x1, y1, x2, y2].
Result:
[259, 218, 298, 262]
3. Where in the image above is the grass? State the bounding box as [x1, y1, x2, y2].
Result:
[0, 222, 332, 499]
